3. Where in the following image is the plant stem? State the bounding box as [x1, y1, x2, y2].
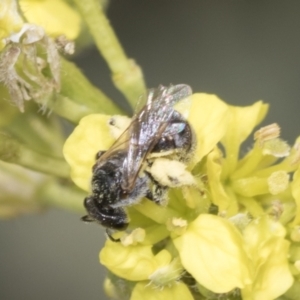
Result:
[0, 133, 70, 178]
[40, 180, 86, 213]
[48, 94, 96, 123]
[133, 199, 180, 224]
[6, 110, 65, 157]
[60, 58, 123, 115]
[17, 145, 70, 178]
[73, 0, 146, 108]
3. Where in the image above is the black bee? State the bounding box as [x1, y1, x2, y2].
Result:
[82, 84, 194, 240]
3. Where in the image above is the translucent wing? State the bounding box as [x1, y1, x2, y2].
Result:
[121, 84, 192, 192]
[94, 121, 132, 166]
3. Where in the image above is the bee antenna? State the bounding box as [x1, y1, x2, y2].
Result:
[81, 215, 94, 223]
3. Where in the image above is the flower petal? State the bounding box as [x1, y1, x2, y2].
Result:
[242, 217, 293, 299]
[187, 93, 230, 166]
[206, 147, 238, 214]
[100, 241, 171, 281]
[173, 214, 251, 293]
[130, 281, 194, 300]
[19, 0, 81, 39]
[63, 114, 114, 191]
[250, 238, 293, 300]
[221, 101, 269, 178]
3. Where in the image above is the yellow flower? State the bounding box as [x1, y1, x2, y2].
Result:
[19, 0, 81, 39]
[63, 114, 115, 191]
[241, 216, 293, 300]
[173, 214, 252, 294]
[100, 236, 191, 299]
[100, 240, 173, 282]
[187, 93, 230, 164]
[0, 0, 80, 51]
[63, 90, 299, 299]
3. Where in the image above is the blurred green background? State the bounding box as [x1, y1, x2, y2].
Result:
[1, 1, 300, 299]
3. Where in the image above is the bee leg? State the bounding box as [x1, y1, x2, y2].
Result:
[106, 228, 121, 242]
[146, 190, 154, 201]
[152, 183, 168, 205]
[146, 183, 168, 205]
[81, 215, 95, 222]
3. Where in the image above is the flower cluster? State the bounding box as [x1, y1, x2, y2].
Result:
[64, 93, 300, 300]
[2, 1, 300, 300]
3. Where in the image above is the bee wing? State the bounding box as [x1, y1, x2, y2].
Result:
[94, 121, 132, 166]
[121, 84, 192, 192]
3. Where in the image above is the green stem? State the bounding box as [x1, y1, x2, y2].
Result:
[0, 133, 70, 178]
[231, 176, 269, 198]
[73, 0, 146, 108]
[6, 110, 65, 157]
[279, 201, 296, 225]
[252, 159, 298, 178]
[143, 225, 170, 245]
[48, 94, 96, 123]
[40, 180, 86, 213]
[18, 146, 70, 178]
[238, 196, 264, 217]
[133, 198, 180, 224]
[73, 0, 128, 73]
[60, 58, 123, 115]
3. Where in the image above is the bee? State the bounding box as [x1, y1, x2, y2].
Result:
[82, 84, 194, 240]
